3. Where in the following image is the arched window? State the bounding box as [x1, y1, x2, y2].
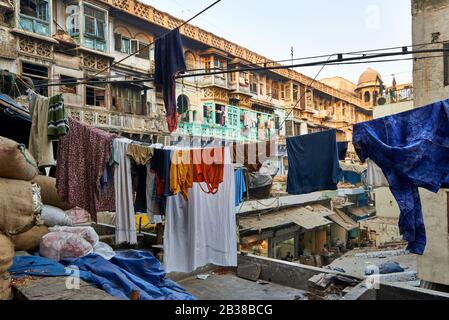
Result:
[177, 95, 189, 115]
[185, 51, 196, 71]
[364, 91, 371, 103]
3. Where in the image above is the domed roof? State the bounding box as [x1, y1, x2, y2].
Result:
[358, 68, 381, 85]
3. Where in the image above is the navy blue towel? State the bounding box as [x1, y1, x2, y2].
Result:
[286, 130, 340, 195]
[353, 98, 449, 255]
[337, 141, 349, 160]
[154, 29, 186, 133]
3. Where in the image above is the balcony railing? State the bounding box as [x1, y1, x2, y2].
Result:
[378, 87, 414, 105]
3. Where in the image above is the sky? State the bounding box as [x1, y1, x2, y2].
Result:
[143, 0, 413, 86]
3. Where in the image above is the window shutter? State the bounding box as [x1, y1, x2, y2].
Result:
[114, 33, 122, 51]
[131, 40, 139, 54]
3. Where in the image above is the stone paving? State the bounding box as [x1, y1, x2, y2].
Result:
[179, 273, 308, 300]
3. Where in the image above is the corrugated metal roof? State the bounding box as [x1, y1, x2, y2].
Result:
[239, 204, 333, 231]
[327, 209, 359, 231]
[348, 206, 376, 217]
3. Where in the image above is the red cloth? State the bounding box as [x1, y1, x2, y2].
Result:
[192, 147, 224, 194]
[56, 119, 117, 222]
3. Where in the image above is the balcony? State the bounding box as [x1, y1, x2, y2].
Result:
[201, 75, 228, 88]
[19, 14, 50, 36]
[377, 87, 414, 105]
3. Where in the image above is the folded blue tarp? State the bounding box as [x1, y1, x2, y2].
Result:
[9, 251, 196, 300]
[353, 99, 449, 255]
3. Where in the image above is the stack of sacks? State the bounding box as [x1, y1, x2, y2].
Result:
[0, 137, 44, 251]
[0, 234, 14, 300]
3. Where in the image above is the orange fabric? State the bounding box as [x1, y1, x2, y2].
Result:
[192, 148, 224, 194]
[170, 150, 194, 200]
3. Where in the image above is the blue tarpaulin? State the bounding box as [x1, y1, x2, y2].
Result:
[353, 99, 449, 255]
[9, 251, 196, 300]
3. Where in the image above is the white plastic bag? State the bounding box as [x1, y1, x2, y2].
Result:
[48, 226, 99, 246]
[93, 242, 116, 260]
[39, 231, 93, 261]
[40, 205, 73, 227]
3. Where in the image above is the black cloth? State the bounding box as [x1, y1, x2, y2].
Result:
[286, 130, 340, 195]
[337, 141, 349, 160]
[154, 29, 186, 133]
[131, 163, 147, 213]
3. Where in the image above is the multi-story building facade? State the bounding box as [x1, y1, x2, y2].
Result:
[411, 0, 449, 288]
[0, 0, 373, 145]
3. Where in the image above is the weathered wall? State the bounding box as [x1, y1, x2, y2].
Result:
[418, 189, 449, 286]
[412, 0, 449, 107]
[373, 100, 414, 119]
[375, 187, 400, 219]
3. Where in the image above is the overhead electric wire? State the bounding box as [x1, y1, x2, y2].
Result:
[33, 49, 449, 88]
[88, 0, 222, 80]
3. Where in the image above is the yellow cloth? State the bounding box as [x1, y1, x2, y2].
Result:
[126, 144, 154, 165]
[170, 150, 193, 201]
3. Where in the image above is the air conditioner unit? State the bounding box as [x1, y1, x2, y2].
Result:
[377, 96, 387, 106]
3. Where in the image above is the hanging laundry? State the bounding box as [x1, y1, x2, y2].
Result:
[47, 94, 69, 140]
[56, 119, 117, 222]
[234, 167, 247, 207]
[154, 29, 186, 133]
[113, 138, 137, 245]
[192, 147, 224, 195]
[363, 159, 389, 188]
[28, 93, 55, 168]
[170, 150, 194, 201]
[353, 99, 449, 255]
[126, 143, 154, 166]
[164, 147, 237, 273]
[146, 164, 163, 224]
[287, 130, 340, 195]
[131, 163, 148, 213]
[150, 149, 172, 197]
[337, 141, 349, 161]
[232, 140, 277, 173]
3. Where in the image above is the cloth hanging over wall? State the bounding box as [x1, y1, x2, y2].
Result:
[286, 130, 340, 195]
[235, 167, 247, 207]
[154, 29, 186, 133]
[164, 147, 237, 273]
[131, 163, 148, 213]
[353, 99, 449, 255]
[28, 93, 55, 168]
[48, 94, 69, 140]
[337, 141, 349, 161]
[56, 118, 117, 221]
[113, 138, 137, 245]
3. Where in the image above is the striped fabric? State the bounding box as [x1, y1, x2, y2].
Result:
[47, 94, 69, 140]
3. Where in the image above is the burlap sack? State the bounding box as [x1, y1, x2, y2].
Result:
[0, 287, 12, 300]
[11, 225, 50, 251]
[0, 273, 11, 294]
[0, 178, 40, 235]
[33, 175, 74, 210]
[0, 234, 14, 274]
[0, 136, 39, 181]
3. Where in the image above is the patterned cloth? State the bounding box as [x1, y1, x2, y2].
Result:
[56, 118, 118, 222]
[126, 143, 154, 166]
[48, 94, 69, 140]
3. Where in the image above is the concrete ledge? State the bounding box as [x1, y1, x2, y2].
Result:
[238, 254, 361, 291]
